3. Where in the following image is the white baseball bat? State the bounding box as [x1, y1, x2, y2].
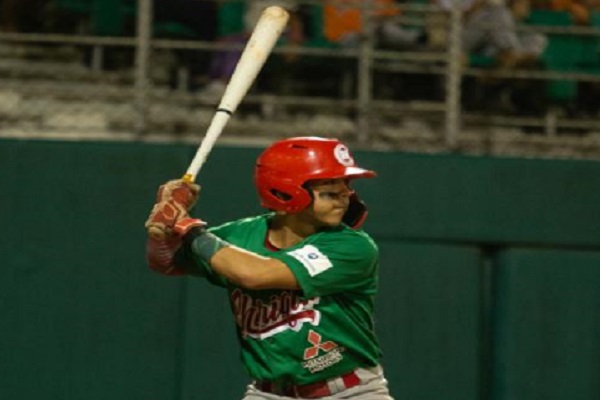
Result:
[182, 6, 290, 183]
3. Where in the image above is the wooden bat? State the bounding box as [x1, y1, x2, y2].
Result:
[182, 6, 290, 183]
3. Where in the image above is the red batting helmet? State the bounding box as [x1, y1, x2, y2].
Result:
[254, 136, 376, 214]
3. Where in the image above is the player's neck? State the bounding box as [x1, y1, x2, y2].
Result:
[268, 214, 317, 248]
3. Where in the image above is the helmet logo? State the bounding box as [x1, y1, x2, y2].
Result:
[333, 144, 354, 167]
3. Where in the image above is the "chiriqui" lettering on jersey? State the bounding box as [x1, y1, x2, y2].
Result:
[231, 289, 321, 339]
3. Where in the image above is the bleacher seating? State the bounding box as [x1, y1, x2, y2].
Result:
[577, 12, 600, 74]
[55, 0, 202, 38]
[526, 10, 578, 103]
[467, 9, 600, 106]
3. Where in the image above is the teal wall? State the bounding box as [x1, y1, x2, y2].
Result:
[492, 249, 600, 400]
[1, 139, 599, 400]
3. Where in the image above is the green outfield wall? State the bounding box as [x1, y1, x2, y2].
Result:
[1, 139, 599, 400]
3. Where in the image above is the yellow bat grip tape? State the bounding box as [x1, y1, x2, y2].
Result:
[182, 174, 194, 183]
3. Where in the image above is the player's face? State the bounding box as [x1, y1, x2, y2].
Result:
[302, 178, 352, 227]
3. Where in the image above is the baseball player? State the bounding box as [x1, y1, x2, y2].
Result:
[145, 136, 394, 399]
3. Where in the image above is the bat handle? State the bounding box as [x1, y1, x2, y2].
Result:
[183, 111, 232, 183]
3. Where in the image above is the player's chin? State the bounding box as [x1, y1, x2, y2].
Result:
[320, 219, 342, 228]
[320, 210, 346, 226]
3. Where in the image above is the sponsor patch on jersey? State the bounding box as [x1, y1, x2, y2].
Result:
[288, 245, 332, 276]
[302, 330, 345, 373]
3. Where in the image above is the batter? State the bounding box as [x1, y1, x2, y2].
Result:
[145, 137, 394, 399]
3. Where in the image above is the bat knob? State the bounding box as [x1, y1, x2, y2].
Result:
[148, 226, 167, 240]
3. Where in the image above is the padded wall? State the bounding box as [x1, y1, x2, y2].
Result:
[2, 139, 599, 400]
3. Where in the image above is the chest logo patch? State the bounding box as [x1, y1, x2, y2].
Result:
[288, 245, 332, 277]
[302, 330, 345, 373]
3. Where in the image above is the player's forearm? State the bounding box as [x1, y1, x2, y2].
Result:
[146, 237, 187, 276]
[213, 246, 299, 290]
[189, 232, 298, 290]
[210, 247, 278, 289]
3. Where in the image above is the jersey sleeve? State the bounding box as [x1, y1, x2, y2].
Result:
[272, 230, 379, 298]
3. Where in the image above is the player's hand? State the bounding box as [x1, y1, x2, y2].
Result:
[155, 179, 200, 210]
[147, 218, 206, 274]
[145, 179, 201, 239]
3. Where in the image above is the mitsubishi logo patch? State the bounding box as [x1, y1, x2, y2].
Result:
[301, 330, 345, 373]
[303, 330, 337, 360]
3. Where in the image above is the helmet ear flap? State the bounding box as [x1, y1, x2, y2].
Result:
[342, 192, 369, 229]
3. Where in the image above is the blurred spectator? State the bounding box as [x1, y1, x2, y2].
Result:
[323, 0, 426, 49]
[532, 0, 592, 24]
[457, 0, 547, 68]
[200, 0, 304, 97]
[314, 1, 433, 102]
[455, 0, 549, 115]
[322, 1, 432, 101]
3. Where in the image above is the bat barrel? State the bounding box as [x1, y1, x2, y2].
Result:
[218, 6, 289, 114]
[183, 6, 290, 182]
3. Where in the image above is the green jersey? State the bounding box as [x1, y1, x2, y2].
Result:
[188, 214, 382, 386]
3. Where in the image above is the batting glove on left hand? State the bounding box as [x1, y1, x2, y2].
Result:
[155, 179, 200, 209]
[145, 179, 201, 239]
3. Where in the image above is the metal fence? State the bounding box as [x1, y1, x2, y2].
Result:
[1, 0, 600, 158]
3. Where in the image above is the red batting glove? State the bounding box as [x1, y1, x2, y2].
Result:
[145, 179, 201, 239]
[147, 236, 184, 275]
[146, 199, 189, 239]
[156, 179, 200, 210]
[147, 218, 206, 275]
[172, 217, 206, 236]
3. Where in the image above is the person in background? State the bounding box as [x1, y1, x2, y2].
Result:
[323, 0, 426, 49]
[532, 0, 592, 25]
[447, 0, 549, 115]
[448, 0, 548, 68]
[200, 0, 305, 98]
